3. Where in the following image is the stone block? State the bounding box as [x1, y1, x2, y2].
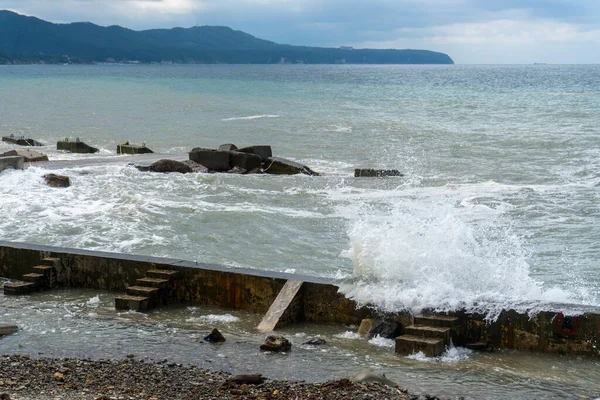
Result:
[1, 149, 48, 162]
[230, 151, 263, 171]
[57, 140, 99, 154]
[395, 335, 445, 357]
[0, 324, 18, 336]
[354, 169, 402, 177]
[263, 157, 319, 176]
[236, 145, 272, 160]
[117, 144, 154, 154]
[0, 156, 24, 172]
[189, 148, 231, 171]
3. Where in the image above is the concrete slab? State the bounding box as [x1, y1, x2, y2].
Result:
[257, 280, 304, 332]
[0, 156, 24, 172]
[0, 323, 18, 336]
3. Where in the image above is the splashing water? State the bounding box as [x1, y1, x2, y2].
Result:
[338, 192, 575, 320]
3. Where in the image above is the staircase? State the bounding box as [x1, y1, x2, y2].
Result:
[3, 257, 61, 295]
[395, 314, 459, 357]
[115, 269, 178, 312]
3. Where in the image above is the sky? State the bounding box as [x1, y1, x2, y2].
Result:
[1, 0, 599, 64]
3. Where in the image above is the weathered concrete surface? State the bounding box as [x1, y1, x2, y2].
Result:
[1, 149, 48, 162]
[117, 144, 154, 155]
[57, 140, 99, 154]
[0, 241, 362, 326]
[0, 156, 24, 172]
[1, 240, 599, 357]
[2, 136, 43, 146]
[257, 280, 304, 332]
[263, 157, 319, 176]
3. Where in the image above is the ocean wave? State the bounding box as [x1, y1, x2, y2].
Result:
[221, 115, 281, 121]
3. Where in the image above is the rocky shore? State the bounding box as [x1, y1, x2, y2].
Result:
[0, 354, 448, 400]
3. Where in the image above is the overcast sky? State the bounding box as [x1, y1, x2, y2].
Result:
[2, 0, 599, 64]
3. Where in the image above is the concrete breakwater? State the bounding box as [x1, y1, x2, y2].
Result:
[0, 241, 599, 358]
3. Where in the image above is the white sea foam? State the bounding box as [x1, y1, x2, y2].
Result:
[407, 345, 472, 363]
[86, 295, 101, 306]
[368, 335, 395, 348]
[336, 187, 578, 320]
[334, 331, 362, 340]
[221, 114, 281, 121]
[187, 314, 240, 323]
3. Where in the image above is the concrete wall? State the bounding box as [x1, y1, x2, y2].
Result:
[1, 241, 599, 356]
[0, 156, 24, 172]
[0, 241, 365, 326]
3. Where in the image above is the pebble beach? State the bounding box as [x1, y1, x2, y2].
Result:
[0, 354, 446, 400]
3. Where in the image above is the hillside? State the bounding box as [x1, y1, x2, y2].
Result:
[0, 10, 454, 65]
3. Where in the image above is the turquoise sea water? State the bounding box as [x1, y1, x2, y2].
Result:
[1, 64, 600, 317]
[1, 64, 600, 398]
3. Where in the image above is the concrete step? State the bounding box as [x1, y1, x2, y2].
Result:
[136, 277, 170, 289]
[414, 314, 459, 328]
[22, 273, 47, 288]
[41, 257, 60, 267]
[32, 265, 54, 277]
[146, 269, 178, 280]
[3, 281, 36, 295]
[115, 295, 150, 312]
[126, 286, 160, 308]
[405, 324, 451, 346]
[395, 335, 445, 358]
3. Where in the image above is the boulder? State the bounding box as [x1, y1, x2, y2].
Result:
[181, 160, 209, 173]
[236, 145, 272, 160]
[189, 148, 231, 171]
[230, 151, 262, 171]
[0, 324, 18, 336]
[263, 157, 319, 176]
[303, 337, 327, 345]
[204, 328, 226, 343]
[0, 149, 48, 162]
[260, 335, 291, 352]
[368, 319, 403, 339]
[350, 370, 397, 387]
[146, 159, 192, 174]
[57, 139, 99, 154]
[357, 319, 374, 336]
[228, 166, 247, 174]
[44, 174, 71, 188]
[355, 169, 402, 177]
[218, 143, 238, 151]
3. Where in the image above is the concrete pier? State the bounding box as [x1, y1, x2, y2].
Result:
[0, 240, 599, 357]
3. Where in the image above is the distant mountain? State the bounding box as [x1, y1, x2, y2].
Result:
[0, 10, 454, 65]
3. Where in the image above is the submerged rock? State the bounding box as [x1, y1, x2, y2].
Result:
[350, 370, 397, 387]
[263, 157, 319, 176]
[204, 328, 226, 343]
[368, 319, 403, 339]
[260, 335, 291, 352]
[144, 159, 192, 173]
[44, 174, 70, 188]
[303, 337, 327, 345]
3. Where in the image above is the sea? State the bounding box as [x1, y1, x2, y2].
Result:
[1, 64, 600, 398]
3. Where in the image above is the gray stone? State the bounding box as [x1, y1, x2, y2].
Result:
[0, 149, 48, 162]
[44, 174, 71, 188]
[368, 319, 403, 339]
[181, 160, 209, 173]
[147, 159, 192, 174]
[0, 324, 18, 336]
[263, 157, 319, 176]
[303, 337, 327, 345]
[189, 148, 231, 171]
[236, 145, 272, 160]
[204, 328, 226, 343]
[218, 143, 238, 151]
[350, 370, 397, 387]
[355, 169, 402, 177]
[230, 151, 262, 171]
[260, 335, 291, 352]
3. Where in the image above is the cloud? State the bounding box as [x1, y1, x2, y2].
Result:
[355, 18, 600, 63]
[1, 0, 600, 63]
